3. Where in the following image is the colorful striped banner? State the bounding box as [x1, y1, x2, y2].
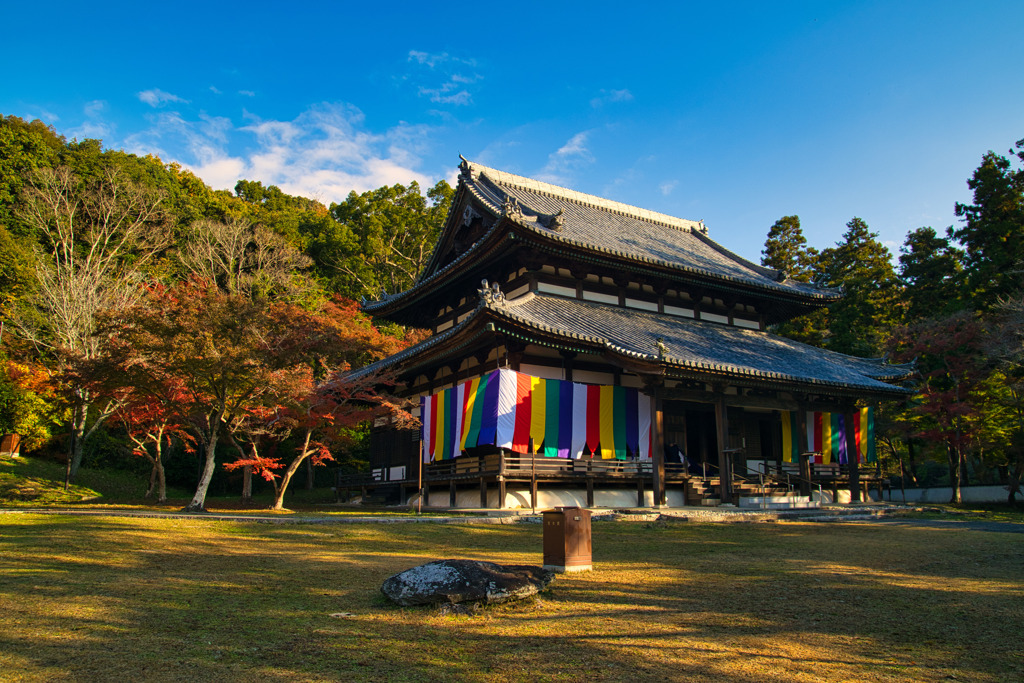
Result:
[418, 369, 652, 462]
[784, 409, 876, 465]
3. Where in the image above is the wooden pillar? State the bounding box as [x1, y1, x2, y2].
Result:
[423, 485, 430, 507]
[480, 477, 488, 508]
[637, 476, 645, 507]
[845, 409, 861, 503]
[450, 480, 457, 508]
[715, 395, 732, 503]
[586, 477, 595, 507]
[651, 390, 666, 507]
[797, 408, 811, 497]
[498, 478, 506, 509]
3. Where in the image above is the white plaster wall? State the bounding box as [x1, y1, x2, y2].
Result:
[883, 486, 1014, 504]
[407, 488, 687, 509]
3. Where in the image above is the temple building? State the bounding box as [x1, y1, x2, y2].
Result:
[339, 158, 911, 509]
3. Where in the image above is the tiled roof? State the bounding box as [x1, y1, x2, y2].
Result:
[456, 161, 838, 301]
[365, 159, 839, 317]
[353, 291, 911, 396]
[496, 294, 910, 393]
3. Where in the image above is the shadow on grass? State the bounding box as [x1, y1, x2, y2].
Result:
[0, 517, 1022, 682]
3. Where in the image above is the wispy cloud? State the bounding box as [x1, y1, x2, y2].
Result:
[66, 100, 113, 141]
[209, 85, 222, 95]
[536, 131, 595, 185]
[137, 88, 188, 107]
[238, 90, 255, 97]
[590, 89, 634, 108]
[123, 102, 433, 202]
[659, 180, 677, 196]
[407, 50, 480, 107]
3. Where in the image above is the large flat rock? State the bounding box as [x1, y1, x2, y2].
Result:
[381, 559, 555, 606]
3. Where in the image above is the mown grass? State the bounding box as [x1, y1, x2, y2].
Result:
[0, 455, 210, 507]
[906, 502, 1024, 525]
[0, 514, 1021, 682]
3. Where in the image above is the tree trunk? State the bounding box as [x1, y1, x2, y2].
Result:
[145, 461, 157, 498]
[906, 439, 919, 486]
[155, 459, 167, 503]
[947, 445, 962, 504]
[1008, 461, 1023, 506]
[241, 465, 253, 504]
[305, 456, 314, 490]
[272, 429, 314, 511]
[184, 427, 218, 513]
[68, 402, 89, 481]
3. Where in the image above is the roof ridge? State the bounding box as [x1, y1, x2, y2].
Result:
[466, 160, 705, 234]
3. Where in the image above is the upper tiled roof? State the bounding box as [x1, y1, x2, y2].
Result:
[353, 290, 911, 396]
[444, 160, 837, 300]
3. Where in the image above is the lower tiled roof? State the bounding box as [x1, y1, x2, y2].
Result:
[352, 292, 912, 396]
[497, 294, 911, 393]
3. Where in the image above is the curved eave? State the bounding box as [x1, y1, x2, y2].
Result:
[354, 297, 912, 399]
[487, 304, 910, 398]
[505, 214, 839, 305]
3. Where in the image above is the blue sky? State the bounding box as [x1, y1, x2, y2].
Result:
[2, 0, 1022, 263]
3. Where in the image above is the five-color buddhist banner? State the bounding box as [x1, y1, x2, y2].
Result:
[780, 408, 876, 465]
[419, 369, 652, 463]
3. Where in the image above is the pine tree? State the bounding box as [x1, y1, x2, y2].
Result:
[761, 215, 818, 282]
[818, 217, 901, 357]
[953, 139, 1024, 310]
[898, 226, 965, 323]
[760, 215, 827, 346]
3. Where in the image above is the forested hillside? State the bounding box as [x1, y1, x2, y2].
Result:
[0, 115, 449, 509]
[1, 114, 1022, 507]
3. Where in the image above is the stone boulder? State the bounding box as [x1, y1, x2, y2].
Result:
[381, 559, 555, 607]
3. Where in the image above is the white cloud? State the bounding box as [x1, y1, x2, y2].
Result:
[122, 102, 433, 202]
[209, 85, 222, 95]
[659, 180, 678, 196]
[138, 89, 188, 107]
[238, 90, 256, 97]
[536, 131, 595, 184]
[407, 50, 481, 107]
[590, 89, 634, 108]
[66, 100, 112, 140]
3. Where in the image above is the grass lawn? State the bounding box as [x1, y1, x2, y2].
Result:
[0, 514, 1021, 682]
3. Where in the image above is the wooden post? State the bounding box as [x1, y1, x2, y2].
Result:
[586, 477, 595, 507]
[715, 395, 732, 504]
[651, 386, 666, 507]
[637, 476, 645, 507]
[450, 479, 457, 508]
[480, 477, 488, 508]
[845, 409, 861, 503]
[797, 408, 811, 497]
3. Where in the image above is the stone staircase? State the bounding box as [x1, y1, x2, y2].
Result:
[685, 477, 819, 509]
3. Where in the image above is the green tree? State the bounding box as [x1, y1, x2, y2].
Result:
[818, 217, 901, 357]
[761, 215, 818, 282]
[315, 180, 454, 298]
[898, 226, 965, 323]
[761, 215, 827, 345]
[0, 116, 64, 236]
[953, 139, 1024, 311]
